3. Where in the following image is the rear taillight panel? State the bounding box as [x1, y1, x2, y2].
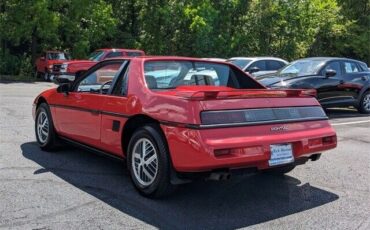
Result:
[201, 106, 327, 126]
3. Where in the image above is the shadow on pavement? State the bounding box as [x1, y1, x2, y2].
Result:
[21, 142, 339, 230]
[325, 107, 369, 119]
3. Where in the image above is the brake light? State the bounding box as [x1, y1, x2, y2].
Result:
[214, 146, 263, 157]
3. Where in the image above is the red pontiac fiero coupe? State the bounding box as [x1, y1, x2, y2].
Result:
[33, 57, 337, 197]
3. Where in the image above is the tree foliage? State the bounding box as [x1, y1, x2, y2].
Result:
[0, 0, 369, 75]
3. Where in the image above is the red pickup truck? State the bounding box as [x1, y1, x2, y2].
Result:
[52, 48, 145, 82]
[35, 51, 70, 81]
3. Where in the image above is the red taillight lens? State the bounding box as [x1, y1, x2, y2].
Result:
[214, 146, 263, 157]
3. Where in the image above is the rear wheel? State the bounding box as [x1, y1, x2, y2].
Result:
[35, 103, 58, 151]
[263, 164, 296, 175]
[358, 91, 370, 114]
[127, 124, 176, 198]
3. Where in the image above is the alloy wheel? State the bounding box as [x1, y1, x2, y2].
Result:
[131, 138, 158, 187]
[37, 111, 49, 144]
[363, 94, 370, 112]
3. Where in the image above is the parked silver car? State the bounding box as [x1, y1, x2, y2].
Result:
[227, 57, 288, 77]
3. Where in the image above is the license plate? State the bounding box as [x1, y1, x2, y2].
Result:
[269, 144, 294, 166]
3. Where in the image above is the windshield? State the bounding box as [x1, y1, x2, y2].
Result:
[227, 59, 252, 69]
[280, 60, 325, 76]
[88, 51, 105, 61]
[47, 53, 69, 60]
[144, 61, 262, 90]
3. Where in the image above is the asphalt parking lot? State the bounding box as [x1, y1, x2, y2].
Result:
[0, 82, 369, 230]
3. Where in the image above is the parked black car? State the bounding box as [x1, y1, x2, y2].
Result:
[256, 57, 370, 113]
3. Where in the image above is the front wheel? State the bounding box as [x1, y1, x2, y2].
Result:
[35, 103, 58, 151]
[127, 124, 176, 198]
[358, 91, 370, 114]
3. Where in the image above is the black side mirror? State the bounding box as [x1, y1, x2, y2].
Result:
[248, 66, 260, 73]
[325, 69, 336, 77]
[57, 83, 70, 95]
[55, 78, 70, 84]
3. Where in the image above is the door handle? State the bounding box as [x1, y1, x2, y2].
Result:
[361, 76, 369, 81]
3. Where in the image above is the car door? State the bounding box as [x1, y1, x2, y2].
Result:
[37, 53, 47, 72]
[316, 61, 351, 106]
[99, 61, 131, 156]
[52, 61, 125, 148]
[341, 61, 367, 102]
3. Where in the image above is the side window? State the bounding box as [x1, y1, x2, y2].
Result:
[105, 52, 124, 59]
[249, 61, 266, 71]
[127, 52, 143, 57]
[344, 61, 359, 73]
[358, 62, 368, 71]
[112, 66, 130, 96]
[266, 60, 285, 71]
[324, 61, 342, 76]
[76, 62, 123, 93]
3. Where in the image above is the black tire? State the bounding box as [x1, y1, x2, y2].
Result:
[358, 91, 370, 114]
[35, 103, 59, 151]
[263, 164, 296, 175]
[43, 71, 50, 82]
[127, 124, 176, 198]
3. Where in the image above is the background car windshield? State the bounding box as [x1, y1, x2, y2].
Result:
[77, 63, 122, 92]
[47, 53, 69, 60]
[144, 61, 262, 90]
[227, 59, 252, 69]
[280, 60, 325, 76]
[88, 51, 105, 61]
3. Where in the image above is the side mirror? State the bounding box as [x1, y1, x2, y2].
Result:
[40, 57, 45, 61]
[55, 78, 70, 84]
[57, 83, 70, 95]
[325, 69, 336, 77]
[248, 66, 260, 73]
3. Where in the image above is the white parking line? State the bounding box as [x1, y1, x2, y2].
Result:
[331, 120, 370, 126]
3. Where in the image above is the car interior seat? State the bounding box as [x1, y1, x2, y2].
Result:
[145, 75, 158, 89]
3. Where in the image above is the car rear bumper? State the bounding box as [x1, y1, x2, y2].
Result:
[162, 120, 336, 172]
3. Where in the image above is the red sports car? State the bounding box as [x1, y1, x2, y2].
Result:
[33, 57, 337, 197]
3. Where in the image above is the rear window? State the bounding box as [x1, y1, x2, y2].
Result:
[144, 61, 262, 90]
